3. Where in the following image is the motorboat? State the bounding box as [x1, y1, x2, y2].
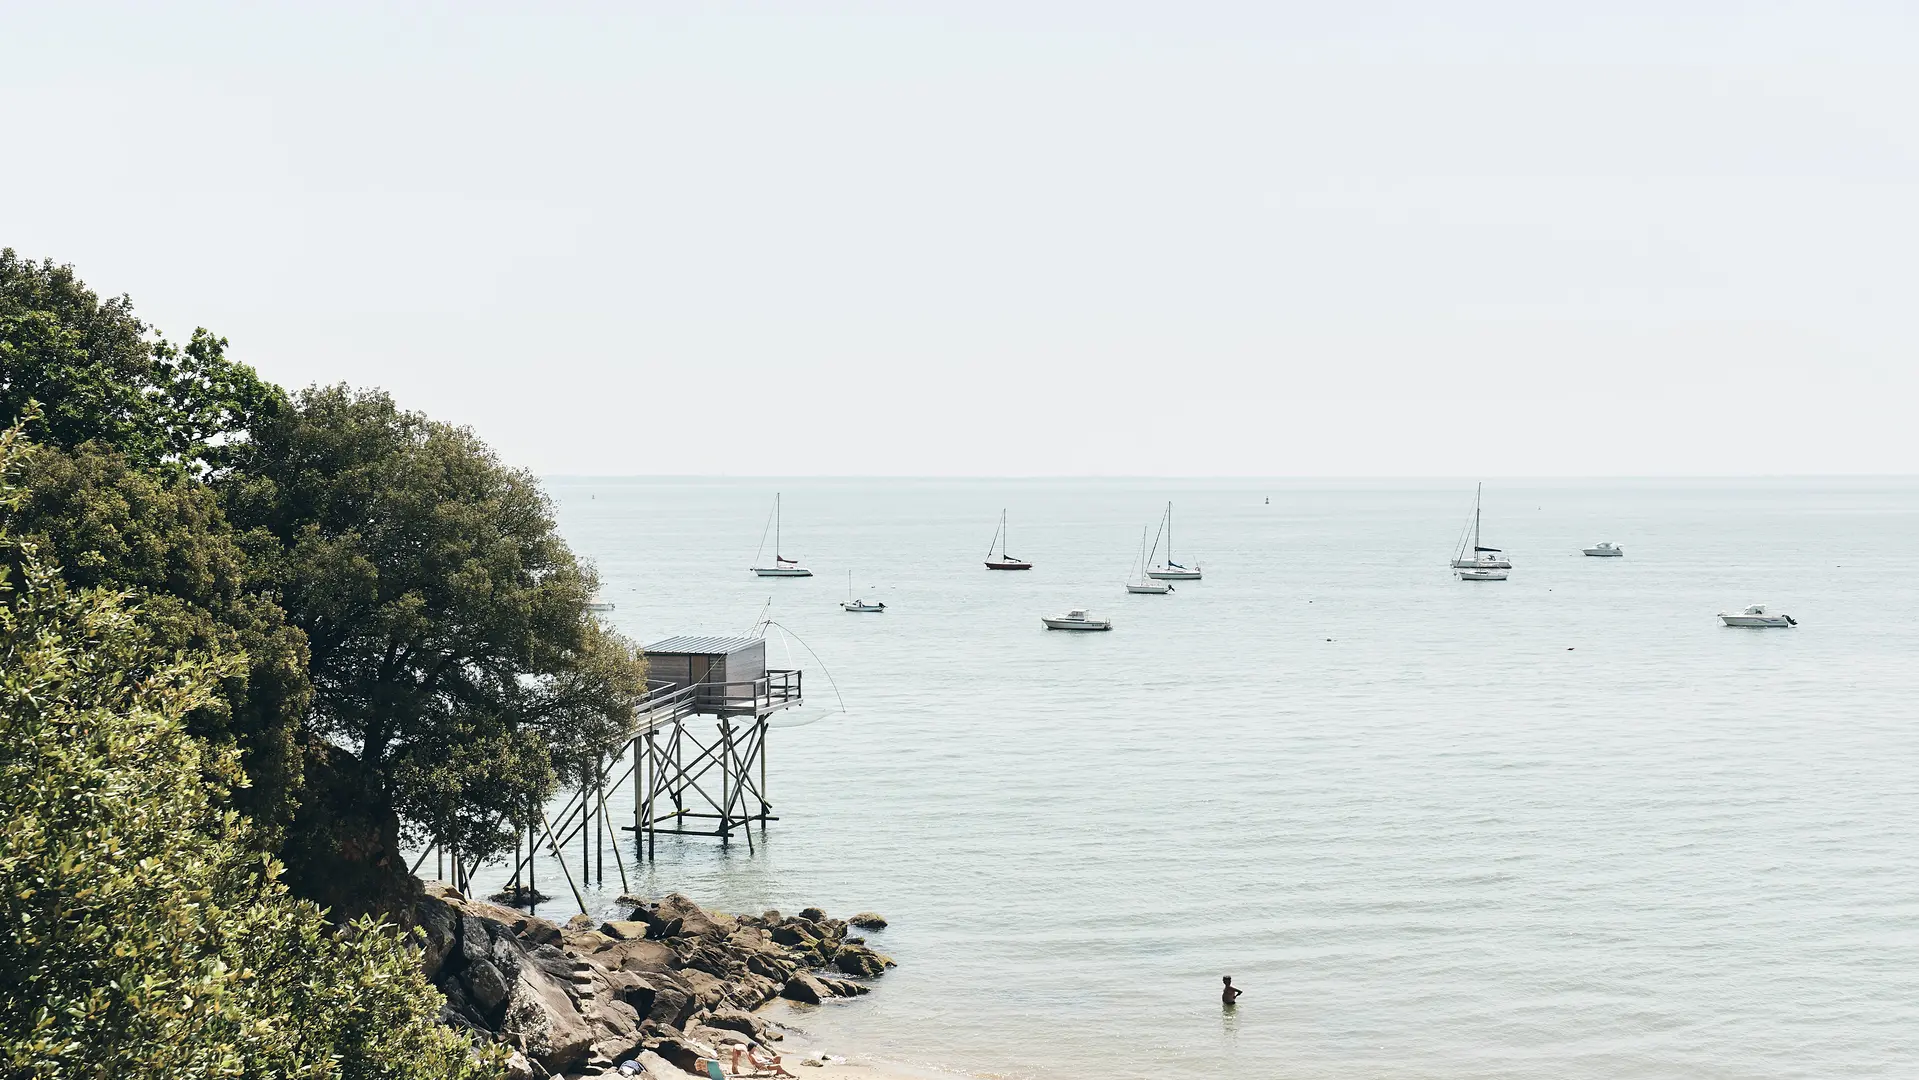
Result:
[984, 509, 1033, 570]
[1450, 483, 1512, 570]
[1456, 567, 1508, 581]
[1145, 502, 1202, 580]
[750, 493, 813, 577]
[1719, 604, 1795, 628]
[1043, 608, 1112, 631]
[585, 596, 616, 612]
[841, 571, 885, 612]
[1583, 542, 1623, 557]
[1126, 525, 1174, 594]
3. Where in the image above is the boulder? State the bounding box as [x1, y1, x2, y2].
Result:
[648, 1034, 720, 1075]
[503, 1050, 537, 1080]
[818, 975, 871, 998]
[655, 893, 723, 940]
[768, 924, 818, 948]
[704, 1007, 779, 1043]
[798, 907, 827, 922]
[501, 970, 595, 1072]
[601, 920, 651, 941]
[461, 956, 512, 1018]
[780, 973, 829, 1005]
[848, 912, 888, 930]
[830, 943, 894, 979]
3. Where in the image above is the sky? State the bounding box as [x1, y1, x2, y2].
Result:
[4, 2, 1916, 476]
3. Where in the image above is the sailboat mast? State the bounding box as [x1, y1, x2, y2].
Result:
[1473, 483, 1481, 551]
[776, 493, 781, 558]
[1001, 509, 1007, 558]
[1166, 502, 1174, 562]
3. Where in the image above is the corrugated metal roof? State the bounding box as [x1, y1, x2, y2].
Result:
[645, 635, 766, 655]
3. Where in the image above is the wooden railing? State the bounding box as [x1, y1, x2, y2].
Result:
[634, 668, 802, 724]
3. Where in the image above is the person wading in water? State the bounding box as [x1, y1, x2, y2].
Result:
[1221, 975, 1242, 1005]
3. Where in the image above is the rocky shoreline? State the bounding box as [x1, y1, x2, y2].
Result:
[414, 883, 894, 1077]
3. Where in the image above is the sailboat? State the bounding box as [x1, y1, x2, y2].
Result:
[1145, 502, 1202, 580]
[984, 510, 1032, 570]
[1450, 483, 1511, 570]
[841, 571, 885, 612]
[750, 494, 813, 577]
[1127, 526, 1174, 594]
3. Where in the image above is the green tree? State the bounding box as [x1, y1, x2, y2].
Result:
[0, 248, 283, 473]
[0, 426, 500, 1080]
[223, 385, 646, 902]
[10, 443, 310, 836]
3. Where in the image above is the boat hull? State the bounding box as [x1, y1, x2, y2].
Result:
[1720, 615, 1792, 627]
[753, 567, 813, 577]
[841, 603, 885, 613]
[985, 560, 1032, 571]
[1043, 618, 1112, 631]
[1452, 558, 1512, 569]
[1126, 583, 1173, 594]
[1583, 549, 1623, 557]
[1457, 569, 1508, 581]
[1146, 569, 1201, 580]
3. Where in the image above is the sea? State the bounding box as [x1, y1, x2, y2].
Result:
[468, 478, 1919, 1080]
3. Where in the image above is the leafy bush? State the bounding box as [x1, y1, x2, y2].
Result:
[0, 426, 499, 1079]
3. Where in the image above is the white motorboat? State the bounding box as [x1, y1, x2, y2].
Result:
[840, 571, 885, 612]
[585, 596, 616, 612]
[1126, 526, 1174, 594]
[750, 493, 813, 577]
[1450, 483, 1512, 570]
[1043, 608, 1112, 631]
[1457, 567, 1508, 581]
[1719, 604, 1796, 628]
[1583, 542, 1623, 557]
[1145, 502, 1202, 580]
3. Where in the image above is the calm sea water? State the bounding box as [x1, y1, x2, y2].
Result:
[475, 478, 1919, 1080]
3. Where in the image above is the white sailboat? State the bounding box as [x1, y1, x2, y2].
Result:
[750, 493, 813, 577]
[1145, 502, 1202, 580]
[841, 571, 885, 612]
[984, 510, 1032, 570]
[1450, 483, 1511, 570]
[1126, 526, 1174, 594]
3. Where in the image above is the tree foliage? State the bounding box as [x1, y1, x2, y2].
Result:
[224, 385, 647, 865]
[11, 443, 310, 834]
[0, 248, 283, 473]
[0, 427, 500, 1080]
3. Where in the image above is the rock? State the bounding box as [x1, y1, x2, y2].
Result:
[601, 920, 651, 941]
[844, 937, 865, 946]
[830, 943, 894, 978]
[501, 970, 595, 1072]
[616, 893, 651, 907]
[818, 975, 870, 998]
[566, 913, 596, 932]
[461, 956, 512, 1018]
[798, 907, 827, 922]
[848, 912, 888, 930]
[768, 924, 818, 948]
[414, 889, 462, 981]
[648, 1034, 720, 1075]
[704, 1007, 760, 1041]
[503, 1050, 537, 1080]
[655, 893, 723, 940]
[780, 973, 829, 1005]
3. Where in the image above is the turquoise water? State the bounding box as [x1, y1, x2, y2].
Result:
[482, 479, 1919, 1080]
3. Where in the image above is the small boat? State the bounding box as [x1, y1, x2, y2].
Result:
[1145, 502, 1201, 580]
[1719, 604, 1796, 628]
[1583, 542, 1624, 557]
[750, 494, 813, 577]
[841, 571, 885, 613]
[1457, 567, 1508, 581]
[1126, 526, 1174, 594]
[1043, 608, 1112, 631]
[984, 509, 1032, 570]
[1451, 483, 1512, 570]
[585, 597, 616, 612]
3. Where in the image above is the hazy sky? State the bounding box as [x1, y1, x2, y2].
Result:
[5, 3, 1915, 475]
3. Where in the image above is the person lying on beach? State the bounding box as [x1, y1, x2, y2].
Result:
[1222, 975, 1242, 1004]
[748, 1046, 797, 1078]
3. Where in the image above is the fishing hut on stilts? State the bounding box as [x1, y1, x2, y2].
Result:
[415, 635, 801, 914]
